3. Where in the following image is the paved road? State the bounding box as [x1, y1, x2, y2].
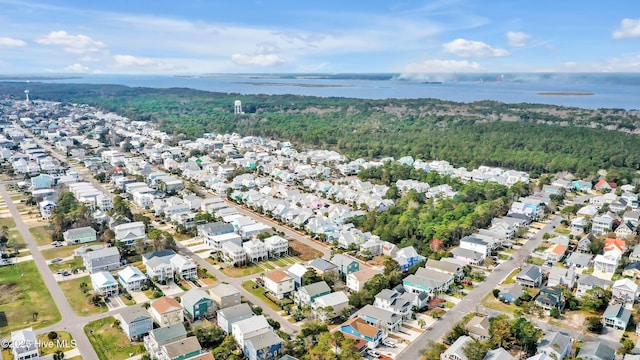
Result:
[397, 215, 563, 360]
[0, 184, 100, 360]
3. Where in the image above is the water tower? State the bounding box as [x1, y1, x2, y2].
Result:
[24, 89, 30, 103]
[234, 100, 243, 115]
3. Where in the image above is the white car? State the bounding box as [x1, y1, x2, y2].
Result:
[366, 349, 380, 358]
[382, 338, 396, 348]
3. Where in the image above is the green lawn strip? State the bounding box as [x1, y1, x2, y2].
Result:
[36, 331, 76, 355]
[0, 260, 62, 332]
[0, 217, 16, 229]
[241, 280, 281, 312]
[59, 276, 108, 316]
[29, 226, 52, 246]
[84, 317, 145, 360]
[8, 229, 25, 245]
[41, 244, 87, 260]
[481, 292, 518, 315]
[49, 257, 84, 272]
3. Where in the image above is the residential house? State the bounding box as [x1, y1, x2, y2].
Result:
[118, 305, 153, 340]
[210, 283, 241, 309]
[347, 268, 381, 292]
[565, 252, 593, 269]
[307, 258, 338, 276]
[593, 251, 621, 274]
[285, 263, 308, 288]
[465, 316, 490, 341]
[576, 275, 612, 297]
[264, 235, 289, 258]
[118, 265, 147, 291]
[630, 246, 640, 262]
[90, 271, 119, 297]
[547, 267, 576, 288]
[394, 246, 426, 271]
[594, 179, 617, 192]
[231, 315, 272, 350]
[221, 242, 247, 267]
[182, 289, 215, 321]
[484, 348, 516, 360]
[312, 291, 349, 321]
[39, 200, 56, 219]
[534, 286, 565, 311]
[498, 284, 524, 304]
[577, 341, 615, 360]
[217, 303, 254, 334]
[592, 213, 616, 235]
[604, 303, 632, 330]
[339, 317, 385, 349]
[612, 278, 639, 303]
[114, 221, 146, 246]
[31, 174, 53, 190]
[451, 247, 484, 266]
[460, 237, 491, 257]
[143, 249, 197, 281]
[244, 330, 284, 360]
[63, 226, 97, 244]
[373, 288, 414, 320]
[144, 324, 188, 359]
[83, 247, 120, 273]
[150, 297, 184, 327]
[330, 254, 360, 277]
[424, 259, 465, 279]
[356, 304, 402, 332]
[403, 270, 453, 298]
[441, 335, 474, 360]
[11, 327, 39, 360]
[623, 262, 640, 279]
[295, 281, 331, 306]
[263, 270, 295, 299]
[157, 336, 204, 360]
[244, 239, 268, 263]
[197, 222, 239, 251]
[515, 265, 543, 288]
[615, 222, 636, 239]
[543, 244, 566, 262]
[536, 331, 572, 360]
[170, 255, 198, 280]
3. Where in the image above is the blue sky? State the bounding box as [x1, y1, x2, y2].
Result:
[0, 0, 639, 74]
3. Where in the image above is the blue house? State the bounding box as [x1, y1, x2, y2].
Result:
[244, 331, 283, 360]
[181, 289, 215, 321]
[118, 305, 153, 340]
[339, 317, 384, 348]
[394, 246, 426, 271]
[573, 180, 593, 192]
[31, 174, 53, 190]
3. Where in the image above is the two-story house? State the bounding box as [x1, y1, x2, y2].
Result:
[118, 305, 153, 340]
[295, 281, 331, 306]
[149, 297, 184, 327]
[90, 271, 119, 297]
[181, 289, 215, 321]
[118, 265, 147, 291]
[330, 254, 360, 278]
[263, 270, 295, 299]
[210, 283, 241, 310]
[114, 221, 146, 246]
[347, 268, 381, 293]
[515, 265, 543, 288]
[83, 247, 120, 273]
[63, 226, 97, 244]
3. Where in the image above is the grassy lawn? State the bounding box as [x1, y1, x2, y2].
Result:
[528, 257, 545, 266]
[29, 225, 52, 246]
[41, 244, 87, 260]
[503, 269, 520, 285]
[482, 293, 518, 315]
[120, 295, 136, 306]
[271, 258, 292, 267]
[8, 229, 25, 245]
[84, 317, 145, 360]
[554, 228, 571, 235]
[0, 217, 16, 229]
[222, 263, 266, 278]
[36, 331, 76, 355]
[241, 280, 281, 312]
[59, 276, 108, 316]
[0, 260, 61, 333]
[49, 257, 84, 272]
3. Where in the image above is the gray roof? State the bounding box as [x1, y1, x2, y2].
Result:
[356, 304, 400, 324]
[604, 303, 632, 324]
[162, 336, 201, 358]
[245, 331, 284, 350]
[84, 246, 119, 261]
[210, 283, 240, 298]
[566, 252, 593, 267]
[517, 265, 542, 281]
[143, 249, 176, 262]
[578, 341, 615, 360]
[451, 247, 484, 260]
[149, 323, 187, 346]
[308, 258, 338, 272]
[65, 226, 96, 236]
[119, 304, 151, 324]
[424, 259, 461, 274]
[484, 348, 516, 360]
[198, 221, 234, 235]
[537, 331, 571, 354]
[299, 281, 331, 297]
[578, 274, 612, 288]
[444, 335, 473, 360]
[415, 267, 454, 283]
[461, 236, 488, 246]
[181, 289, 212, 310]
[217, 303, 253, 320]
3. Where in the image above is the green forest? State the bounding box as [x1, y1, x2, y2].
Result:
[2, 81, 639, 178]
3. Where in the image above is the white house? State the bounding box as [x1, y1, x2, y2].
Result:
[90, 271, 119, 297]
[243, 239, 268, 263]
[263, 270, 295, 299]
[118, 266, 147, 291]
[114, 221, 146, 246]
[264, 235, 288, 258]
[347, 268, 381, 293]
[11, 327, 39, 360]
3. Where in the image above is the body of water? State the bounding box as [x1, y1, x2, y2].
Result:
[33, 73, 640, 110]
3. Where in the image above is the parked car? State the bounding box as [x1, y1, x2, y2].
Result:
[382, 338, 396, 348]
[461, 279, 473, 286]
[51, 257, 63, 264]
[51, 241, 63, 247]
[366, 349, 380, 358]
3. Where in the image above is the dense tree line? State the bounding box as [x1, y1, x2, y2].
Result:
[2, 82, 640, 178]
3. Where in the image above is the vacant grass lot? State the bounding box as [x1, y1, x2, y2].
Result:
[85, 317, 145, 360]
[29, 225, 52, 246]
[36, 331, 76, 355]
[0, 217, 16, 229]
[0, 261, 61, 332]
[49, 257, 84, 272]
[222, 263, 266, 278]
[59, 276, 107, 316]
[241, 280, 280, 311]
[289, 240, 323, 261]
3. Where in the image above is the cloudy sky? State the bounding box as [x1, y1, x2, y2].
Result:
[0, 0, 639, 74]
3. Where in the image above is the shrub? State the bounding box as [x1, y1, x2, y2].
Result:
[492, 289, 500, 298]
[47, 331, 58, 340]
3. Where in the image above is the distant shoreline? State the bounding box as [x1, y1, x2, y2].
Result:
[537, 91, 595, 96]
[233, 81, 352, 88]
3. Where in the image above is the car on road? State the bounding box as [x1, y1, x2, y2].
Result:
[51, 241, 63, 247]
[51, 257, 63, 264]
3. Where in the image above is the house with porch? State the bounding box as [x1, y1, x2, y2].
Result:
[182, 289, 215, 321]
[90, 271, 119, 297]
[339, 317, 385, 349]
[536, 331, 572, 360]
[604, 303, 632, 330]
[118, 305, 153, 340]
[114, 221, 146, 246]
[63, 226, 97, 244]
[263, 270, 295, 300]
[515, 265, 543, 288]
[149, 297, 184, 327]
[118, 265, 147, 291]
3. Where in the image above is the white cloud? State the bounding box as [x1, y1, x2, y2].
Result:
[506, 31, 531, 47]
[442, 38, 509, 58]
[64, 63, 90, 73]
[231, 53, 286, 67]
[111, 54, 175, 71]
[0, 37, 27, 48]
[37, 30, 104, 53]
[613, 18, 640, 39]
[80, 56, 101, 62]
[403, 59, 482, 73]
